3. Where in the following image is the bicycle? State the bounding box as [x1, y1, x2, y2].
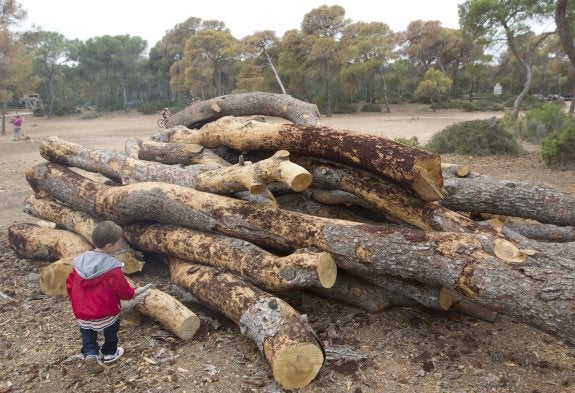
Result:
[156, 117, 169, 128]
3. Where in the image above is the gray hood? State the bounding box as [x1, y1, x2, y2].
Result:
[73, 251, 123, 280]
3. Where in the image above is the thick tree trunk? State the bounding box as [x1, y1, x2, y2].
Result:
[153, 116, 445, 202]
[40, 136, 311, 194]
[167, 257, 324, 389]
[123, 223, 336, 291]
[442, 175, 575, 226]
[165, 92, 321, 129]
[26, 166, 575, 345]
[8, 223, 92, 260]
[24, 194, 144, 273]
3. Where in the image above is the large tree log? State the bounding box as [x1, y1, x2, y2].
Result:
[165, 92, 322, 128]
[24, 194, 144, 273]
[504, 222, 575, 242]
[8, 223, 92, 260]
[153, 116, 445, 202]
[167, 257, 324, 389]
[441, 174, 575, 226]
[26, 166, 575, 345]
[291, 156, 486, 233]
[123, 223, 336, 291]
[40, 136, 312, 194]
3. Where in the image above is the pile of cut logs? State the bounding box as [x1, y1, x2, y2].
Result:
[7, 92, 575, 389]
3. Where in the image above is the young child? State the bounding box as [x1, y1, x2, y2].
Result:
[66, 221, 150, 374]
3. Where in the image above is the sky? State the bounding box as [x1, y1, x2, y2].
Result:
[17, 0, 464, 50]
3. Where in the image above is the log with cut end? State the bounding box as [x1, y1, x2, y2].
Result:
[123, 223, 336, 291]
[8, 223, 92, 260]
[167, 257, 324, 389]
[40, 136, 311, 194]
[442, 174, 575, 226]
[26, 168, 575, 345]
[24, 194, 144, 273]
[164, 91, 321, 129]
[154, 116, 445, 201]
[125, 137, 231, 167]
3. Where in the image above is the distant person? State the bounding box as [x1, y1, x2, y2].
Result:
[65, 221, 152, 374]
[161, 107, 171, 120]
[10, 115, 24, 141]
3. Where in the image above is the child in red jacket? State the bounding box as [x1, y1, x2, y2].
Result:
[66, 221, 150, 374]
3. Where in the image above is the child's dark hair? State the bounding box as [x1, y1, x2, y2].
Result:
[91, 221, 124, 248]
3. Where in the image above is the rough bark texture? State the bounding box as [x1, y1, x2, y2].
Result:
[40, 136, 311, 194]
[153, 116, 445, 201]
[442, 175, 575, 226]
[504, 222, 575, 243]
[125, 137, 231, 167]
[123, 223, 336, 291]
[167, 257, 324, 389]
[8, 223, 92, 260]
[24, 194, 144, 273]
[165, 92, 322, 129]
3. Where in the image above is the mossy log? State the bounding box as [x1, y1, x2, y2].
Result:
[26, 165, 575, 345]
[167, 257, 324, 389]
[123, 223, 336, 291]
[165, 91, 322, 129]
[153, 116, 444, 201]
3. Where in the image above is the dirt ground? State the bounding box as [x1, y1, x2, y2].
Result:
[1, 104, 574, 393]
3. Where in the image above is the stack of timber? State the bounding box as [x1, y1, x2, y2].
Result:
[7, 93, 575, 389]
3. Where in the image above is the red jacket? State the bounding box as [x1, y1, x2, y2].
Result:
[66, 251, 135, 320]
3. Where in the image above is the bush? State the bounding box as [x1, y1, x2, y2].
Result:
[361, 103, 382, 112]
[32, 108, 46, 117]
[81, 111, 100, 120]
[394, 136, 421, 148]
[541, 121, 575, 169]
[138, 101, 167, 115]
[332, 102, 358, 114]
[521, 104, 568, 143]
[425, 119, 524, 156]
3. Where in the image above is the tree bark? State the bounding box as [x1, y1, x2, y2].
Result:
[125, 137, 231, 167]
[165, 92, 321, 129]
[40, 136, 311, 194]
[123, 223, 336, 291]
[24, 194, 144, 273]
[167, 257, 324, 389]
[442, 175, 575, 226]
[504, 222, 575, 243]
[8, 223, 92, 260]
[153, 116, 445, 202]
[26, 167, 575, 345]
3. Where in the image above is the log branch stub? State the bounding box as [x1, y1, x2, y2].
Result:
[155, 116, 444, 201]
[165, 92, 322, 129]
[167, 257, 324, 389]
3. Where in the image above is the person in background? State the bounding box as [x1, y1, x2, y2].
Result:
[10, 114, 24, 141]
[66, 221, 152, 374]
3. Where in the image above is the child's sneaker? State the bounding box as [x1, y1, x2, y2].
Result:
[85, 355, 104, 374]
[103, 347, 124, 364]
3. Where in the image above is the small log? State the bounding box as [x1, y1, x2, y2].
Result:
[40, 136, 311, 194]
[504, 222, 575, 243]
[125, 137, 231, 167]
[24, 194, 144, 273]
[39, 257, 75, 296]
[164, 92, 322, 128]
[167, 257, 324, 389]
[124, 223, 336, 291]
[154, 116, 445, 201]
[442, 175, 575, 226]
[8, 223, 92, 260]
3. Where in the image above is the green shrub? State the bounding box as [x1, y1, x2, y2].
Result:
[361, 103, 382, 112]
[460, 100, 505, 112]
[138, 101, 166, 115]
[394, 136, 421, 148]
[521, 104, 568, 143]
[541, 121, 575, 169]
[81, 111, 100, 120]
[425, 119, 524, 156]
[32, 108, 46, 117]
